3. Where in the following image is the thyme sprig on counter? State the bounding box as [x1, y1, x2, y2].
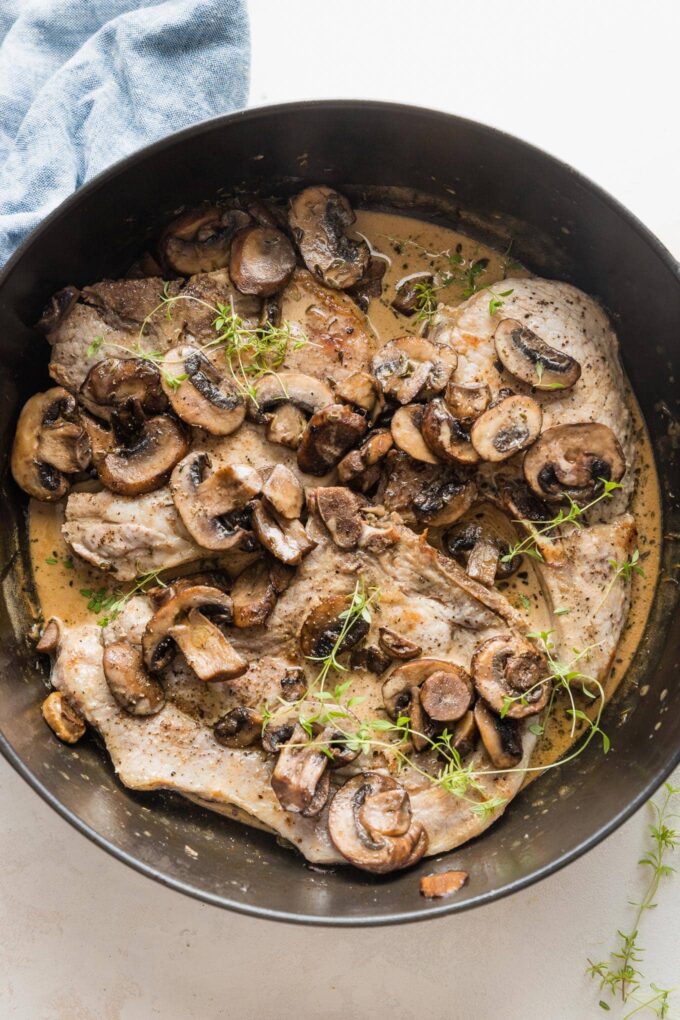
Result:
[501, 478, 623, 564]
[588, 782, 680, 1017]
[80, 567, 167, 627]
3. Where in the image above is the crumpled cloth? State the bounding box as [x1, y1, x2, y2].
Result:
[0, 0, 250, 266]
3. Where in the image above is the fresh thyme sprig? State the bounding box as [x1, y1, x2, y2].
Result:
[80, 567, 168, 627]
[501, 478, 623, 564]
[594, 548, 646, 615]
[588, 782, 680, 1017]
[488, 288, 515, 316]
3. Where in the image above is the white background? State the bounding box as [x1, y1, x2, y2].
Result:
[1, 2, 679, 1017]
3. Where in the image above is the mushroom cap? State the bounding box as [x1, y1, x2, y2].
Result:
[160, 205, 250, 275]
[522, 422, 626, 504]
[230, 560, 279, 628]
[411, 473, 477, 527]
[36, 617, 62, 654]
[97, 414, 189, 496]
[296, 403, 367, 476]
[472, 633, 548, 718]
[391, 272, 435, 317]
[162, 347, 246, 436]
[251, 500, 317, 565]
[444, 382, 491, 424]
[103, 640, 165, 716]
[391, 404, 439, 464]
[334, 371, 384, 417]
[261, 463, 304, 520]
[494, 318, 581, 391]
[142, 584, 234, 673]
[250, 370, 334, 419]
[470, 395, 543, 462]
[11, 388, 89, 502]
[443, 521, 521, 583]
[382, 658, 467, 719]
[299, 594, 369, 659]
[474, 699, 523, 769]
[265, 403, 308, 449]
[80, 358, 167, 421]
[373, 336, 457, 405]
[337, 428, 393, 490]
[378, 627, 422, 661]
[41, 691, 86, 744]
[314, 486, 364, 549]
[170, 452, 261, 551]
[288, 186, 369, 290]
[328, 773, 428, 874]
[419, 666, 474, 722]
[36, 285, 79, 334]
[229, 225, 296, 296]
[421, 398, 480, 465]
[214, 706, 263, 748]
[270, 722, 331, 816]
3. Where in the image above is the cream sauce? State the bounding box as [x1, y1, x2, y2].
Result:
[28, 208, 662, 778]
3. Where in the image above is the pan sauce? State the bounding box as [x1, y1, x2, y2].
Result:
[28, 209, 661, 785]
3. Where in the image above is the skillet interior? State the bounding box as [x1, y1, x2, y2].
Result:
[0, 100, 678, 925]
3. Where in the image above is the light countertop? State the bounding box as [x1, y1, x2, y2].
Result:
[2, 2, 679, 1017]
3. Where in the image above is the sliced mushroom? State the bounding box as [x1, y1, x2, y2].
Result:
[36, 285, 79, 333]
[36, 617, 61, 654]
[346, 256, 387, 311]
[251, 500, 316, 565]
[474, 699, 523, 768]
[169, 607, 247, 682]
[214, 706, 263, 748]
[314, 486, 363, 550]
[412, 474, 477, 527]
[494, 318, 581, 390]
[450, 710, 478, 757]
[373, 337, 457, 404]
[300, 594, 369, 659]
[444, 522, 521, 585]
[262, 721, 296, 754]
[391, 273, 434, 316]
[11, 389, 90, 501]
[250, 371, 334, 420]
[170, 452, 261, 550]
[444, 382, 491, 424]
[103, 641, 165, 716]
[337, 428, 393, 491]
[378, 628, 422, 661]
[383, 658, 468, 719]
[271, 723, 331, 816]
[161, 346, 246, 435]
[470, 395, 543, 462]
[420, 666, 474, 722]
[280, 667, 307, 702]
[80, 358, 167, 421]
[349, 645, 393, 675]
[261, 464, 304, 519]
[231, 560, 278, 628]
[229, 225, 296, 296]
[288, 186, 369, 290]
[265, 403, 308, 449]
[41, 691, 86, 744]
[472, 634, 548, 718]
[523, 422, 626, 504]
[97, 414, 188, 496]
[421, 398, 480, 465]
[297, 403, 367, 476]
[328, 773, 428, 874]
[142, 584, 236, 673]
[391, 405, 439, 464]
[495, 474, 552, 524]
[334, 371, 384, 419]
[160, 206, 250, 275]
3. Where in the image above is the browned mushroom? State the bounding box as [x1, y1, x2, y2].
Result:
[36, 618, 61, 654]
[261, 464, 304, 519]
[474, 699, 523, 768]
[229, 225, 296, 296]
[41, 691, 86, 744]
[444, 382, 491, 424]
[214, 706, 263, 748]
[470, 395, 543, 462]
[314, 486, 364, 550]
[421, 398, 480, 465]
[250, 371, 334, 421]
[523, 422, 626, 504]
[160, 205, 250, 275]
[80, 358, 167, 421]
[142, 585, 246, 683]
[103, 641, 165, 715]
[337, 428, 393, 491]
[373, 337, 457, 404]
[288, 186, 369, 289]
[161, 347, 246, 435]
[265, 403, 308, 449]
[231, 560, 279, 628]
[328, 773, 428, 873]
[450, 710, 478, 757]
[11, 389, 91, 501]
[297, 403, 367, 476]
[391, 273, 434, 316]
[334, 371, 384, 420]
[36, 285, 79, 333]
[346, 256, 388, 311]
[350, 645, 393, 675]
[411, 473, 477, 527]
[419, 667, 474, 722]
[271, 723, 331, 816]
[300, 594, 369, 659]
[280, 667, 307, 702]
[443, 521, 521, 586]
[378, 628, 422, 661]
[377, 449, 477, 528]
[494, 318, 581, 390]
[391, 405, 439, 464]
[382, 658, 472, 724]
[251, 500, 316, 565]
[472, 634, 548, 718]
[97, 413, 189, 496]
[170, 452, 260, 550]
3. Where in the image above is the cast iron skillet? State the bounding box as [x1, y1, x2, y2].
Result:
[0, 101, 678, 926]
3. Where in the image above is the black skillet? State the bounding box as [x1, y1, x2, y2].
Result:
[0, 101, 678, 926]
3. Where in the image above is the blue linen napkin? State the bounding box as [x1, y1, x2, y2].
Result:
[0, 0, 250, 266]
